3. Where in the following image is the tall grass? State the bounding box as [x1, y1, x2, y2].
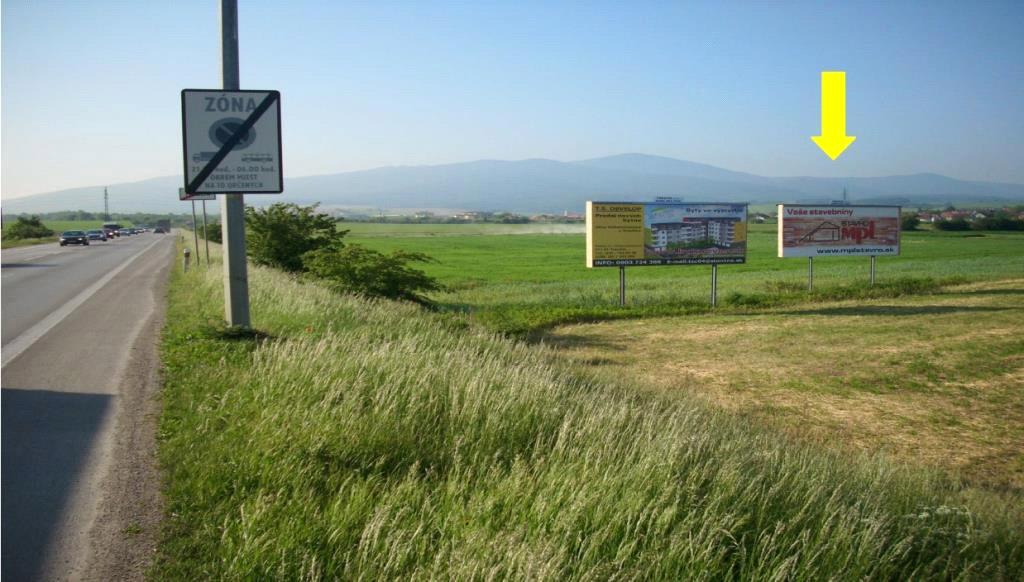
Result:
[158, 244, 1023, 580]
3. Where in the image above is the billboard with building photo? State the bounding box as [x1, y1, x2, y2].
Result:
[777, 204, 900, 257]
[587, 201, 747, 267]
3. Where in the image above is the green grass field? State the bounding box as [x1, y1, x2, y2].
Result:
[157, 240, 1024, 579]
[347, 223, 1024, 335]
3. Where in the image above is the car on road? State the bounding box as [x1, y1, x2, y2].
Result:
[59, 231, 90, 246]
[86, 229, 108, 241]
[118, 228, 134, 237]
[103, 223, 123, 238]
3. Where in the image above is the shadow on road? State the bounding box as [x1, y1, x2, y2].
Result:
[1, 264, 57, 269]
[1, 388, 111, 581]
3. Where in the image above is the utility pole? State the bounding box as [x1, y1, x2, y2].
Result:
[219, 0, 251, 327]
[104, 187, 110, 220]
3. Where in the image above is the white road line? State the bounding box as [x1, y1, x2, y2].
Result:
[1, 237, 167, 368]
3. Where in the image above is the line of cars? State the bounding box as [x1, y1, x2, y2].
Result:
[58, 223, 164, 246]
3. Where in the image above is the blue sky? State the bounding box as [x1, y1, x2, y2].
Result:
[2, 0, 1022, 199]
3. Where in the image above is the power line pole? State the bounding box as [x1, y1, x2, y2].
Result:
[219, 0, 251, 327]
[104, 187, 110, 220]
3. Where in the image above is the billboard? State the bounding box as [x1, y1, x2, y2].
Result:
[778, 204, 900, 257]
[586, 201, 748, 267]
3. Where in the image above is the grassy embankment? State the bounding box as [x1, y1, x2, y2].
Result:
[158, 238, 1023, 579]
[348, 223, 1024, 491]
[347, 223, 1024, 336]
[1, 219, 118, 248]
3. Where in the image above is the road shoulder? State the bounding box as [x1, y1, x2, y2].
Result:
[79, 244, 171, 581]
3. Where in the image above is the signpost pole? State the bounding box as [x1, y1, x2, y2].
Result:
[870, 255, 876, 286]
[191, 200, 201, 267]
[202, 200, 210, 267]
[808, 257, 814, 292]
[711, 264, 718, 307]
[618, 266, 626, 307]
[219, 0, 251, 327]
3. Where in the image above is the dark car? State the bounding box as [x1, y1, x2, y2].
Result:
[118, 228, 134, 236]
[86, 229, 107, 241]
[102, 223, 123, 238]
[60, 230, 90, 246]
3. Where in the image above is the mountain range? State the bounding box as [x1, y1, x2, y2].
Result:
[4, 154, 1023, 215]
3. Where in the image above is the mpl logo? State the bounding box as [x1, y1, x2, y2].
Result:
[840, 220, 875, 243]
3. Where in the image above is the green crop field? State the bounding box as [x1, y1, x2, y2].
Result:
[347, 223, 1024, 335]
[157, 240, 1024, 579]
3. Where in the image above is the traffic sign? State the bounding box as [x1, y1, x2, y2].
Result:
[181, 89, 283, 194]
[179, 188, 215, 201]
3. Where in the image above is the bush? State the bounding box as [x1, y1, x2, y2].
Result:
[935, 218, 971, 231]
[6, 215, 55, 239]
[972, 214, 1024, 231]
[302, 244, 443, 305]
[245, 203, 346, 272]
[901, 213, 920, 231]
[197, 221, 222, 243]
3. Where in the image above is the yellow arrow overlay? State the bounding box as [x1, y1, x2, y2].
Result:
[811, 71, 856, 160]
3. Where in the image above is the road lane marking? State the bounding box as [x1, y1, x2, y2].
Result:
[2, 237, 168, 368]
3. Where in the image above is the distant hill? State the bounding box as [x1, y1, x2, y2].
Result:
[3, 154, 1023, 215]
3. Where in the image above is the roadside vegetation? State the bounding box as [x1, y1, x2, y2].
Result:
[158, 239, 1023, 579]
[241, 203, 443, 304]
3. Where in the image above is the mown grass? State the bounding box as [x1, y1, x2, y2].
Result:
[549, 279, 1024, 493]
[157, 241, 1023, 580]
[348, 224, 1024, 336]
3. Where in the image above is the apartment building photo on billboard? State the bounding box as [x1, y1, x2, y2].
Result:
[644, 203, 748, 264]
[650, 219, 738, 252]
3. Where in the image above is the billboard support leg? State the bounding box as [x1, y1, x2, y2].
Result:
[191, 200, 200, 267]
[711, 264, 718, 307]
[808, 257, 814, 292]
[619, 266, 626, 307]
[870, 255, 876, 286]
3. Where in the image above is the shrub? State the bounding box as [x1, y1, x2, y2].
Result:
[5, 216, 55, 239]
[901, 213, 921, 231]
[302, 244, 443, 305]
[972, 214, 1024, 231]
[197, 221, 222, 244]
[935, 218, 971, 231]
[245, 203, 346, 272]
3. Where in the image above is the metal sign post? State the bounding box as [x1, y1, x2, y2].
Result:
[808, 257, 814, 291]
[191, 200, 201, 267]
[711, 264, 718, 307]
[618, 266, 626, 306]
[870, 255, 877, 286]
[202, 200, 210, 266]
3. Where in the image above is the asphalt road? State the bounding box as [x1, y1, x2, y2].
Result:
[2, 233, 175, 581]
